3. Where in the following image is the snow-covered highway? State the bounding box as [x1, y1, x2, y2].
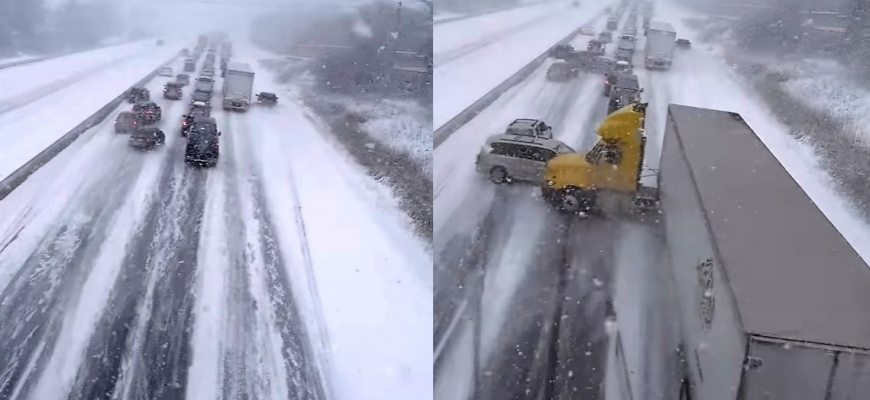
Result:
[0, 41, 431, 400]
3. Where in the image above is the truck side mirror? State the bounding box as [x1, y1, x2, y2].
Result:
[218, 132, 222, 136]
[639, 88, 644, 93]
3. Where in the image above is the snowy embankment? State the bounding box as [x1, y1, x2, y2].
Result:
[0, 40, 183, 182]
[434, 0, 564, 24]
[653, 0, 870, 263]
[774, 59, 870, 147]
[434, 0, 607, 129]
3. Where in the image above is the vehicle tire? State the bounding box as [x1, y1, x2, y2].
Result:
[560, 192, 582, 213]
[489, 167, 509, 184]
[679, 377, 692, 400]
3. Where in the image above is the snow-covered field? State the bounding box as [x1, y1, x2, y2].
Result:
[0, 40, 183, 182]
[0, 41, 431, 400]
[767, 59, 870, 148]
[654, 0, 870, 263]
[434, 0, 609, 129]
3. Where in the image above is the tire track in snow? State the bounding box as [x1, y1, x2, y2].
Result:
[68, 132, 206, 399]
[226, 112, 327, 399]
[0, 147, 148, 399]
[66, 134, 185, 400]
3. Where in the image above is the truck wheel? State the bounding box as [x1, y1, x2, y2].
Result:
[560, 192, 582, 213]
[489, 167, 509, 184]
[679, 378, 691, 400]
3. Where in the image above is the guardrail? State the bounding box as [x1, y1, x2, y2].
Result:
[433, 8, 606, 148]
[0, 53, 181, 201]
[0, 39, 142, 71]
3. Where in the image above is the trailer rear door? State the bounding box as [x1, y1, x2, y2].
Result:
[741, 337, 835, 400]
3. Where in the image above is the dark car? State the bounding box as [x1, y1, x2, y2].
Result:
[194, 77, 214, 94]
[129, 126, 165, 150]
[551, 44, 579, 60]
[175, 73, 190, 86]
[191, 90, 211, 105]
[164, 82, 183, 100]
[133, 101, 162, 123]
[189, 101, 211, 117]
[604, 72, 639, 95]
[586, 40, 605, 56]
[615, 48, 633, 63]
[256, 92, 278, 105]
[607, 74, 642, 113]
[114, 111, 144, 134]
[676, 38, 692, 49]
[185, 117, 221, 166]
[127, 87, 149, 103]
[180, 114, 195, 136]
[547, 61, 579, 81]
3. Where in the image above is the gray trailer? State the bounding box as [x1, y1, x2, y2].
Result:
[658, 105, 870, 400]
[222, 61, 254, 112]
[644, 21, 676, 69]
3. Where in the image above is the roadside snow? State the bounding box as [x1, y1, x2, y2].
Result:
[434, 1, 607, 129]
[348, 99, 433, 176]
[771, 59, 870, 148]
[656, 0, 870, 263]
[0, 40, 153, 102]
[0, 42, 183, 182]
[248, 101, 433, 400]
[232, 42, 432, 399]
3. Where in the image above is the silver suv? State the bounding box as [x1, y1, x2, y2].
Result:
[476, 134, 574, 184]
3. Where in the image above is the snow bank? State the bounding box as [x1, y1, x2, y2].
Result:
[236, 43, 432, 400]
[434, 1, 608, 129]
[0, 41, 183, 182]
[657, 0, 870, 263]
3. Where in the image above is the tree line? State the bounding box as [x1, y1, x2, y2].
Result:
[0, 0, 122, 57]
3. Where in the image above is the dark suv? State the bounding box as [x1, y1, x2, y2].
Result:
[607, 74, 642, 114]
[132, 101, 162, 124]
[164, 82, 183, 100]
[185, 117, 221, 167]
[115, 111, 144, 134]
[128, 126, 165, 150]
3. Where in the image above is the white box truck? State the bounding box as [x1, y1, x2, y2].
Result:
[644, 21, 676, 69]
[222, 61, 254, 112]
[657, 104, 870, 400]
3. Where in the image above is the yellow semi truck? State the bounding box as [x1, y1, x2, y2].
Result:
[541, 102, 658, 216]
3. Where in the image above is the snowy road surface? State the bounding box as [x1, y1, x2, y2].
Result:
[0, 43, 431, 400]
[433, 9, 666, 400]
[0, 40, 183, 182]
[433, 0, 609, 130]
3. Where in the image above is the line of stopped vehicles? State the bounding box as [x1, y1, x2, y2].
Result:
[114, 35, 279, 166]
[476, 0, 688, 218]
